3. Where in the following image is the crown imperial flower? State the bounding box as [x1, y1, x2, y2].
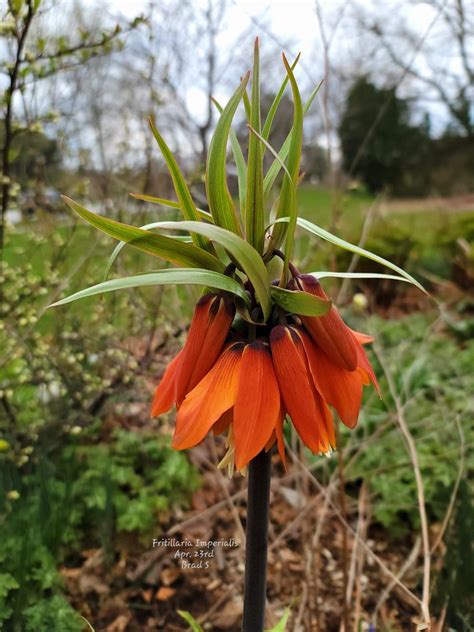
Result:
[52, 40, 425, 629]
[151, 279, 380, 470]
[289, 274, 359, 371]
[52, 42, 422, 472]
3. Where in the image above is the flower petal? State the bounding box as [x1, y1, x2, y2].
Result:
[293, 275, 358, 371]
[350, 328, 374, 345]
[300, 331, 363, 429]
[354, 336, 381, 397]
[173, 343, 243, 450]
[270, 325, 328, 453]
[290, 326, 335, 451]
[233, 342, 281, 470]
[275, 408, 287, 469]
[322, 405, 336, 450]
[264, 408, 287, 469]
[188, 295, 235, 392]
[151, 350, 183, 416]
[175, 294, 234, 405]
[212, 408, 233, 436]
[174, 294, 213, 404]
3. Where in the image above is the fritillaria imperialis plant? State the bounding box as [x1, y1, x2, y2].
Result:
[52, 41, 424, 632]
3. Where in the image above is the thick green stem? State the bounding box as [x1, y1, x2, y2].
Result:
[242, 449, 272, 632]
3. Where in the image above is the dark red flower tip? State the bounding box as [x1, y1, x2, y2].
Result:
[293, 275, 358, 372]
[196, 292, 216, 308]
[289, 273, 318, 290]
[269, 325, 286, 342]
[247, 340, 268, 353]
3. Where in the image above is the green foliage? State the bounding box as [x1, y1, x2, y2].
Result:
[0, 235, 198, 629]
[71, 429, 200, 533]
[280, 216, 425, 291]
[271, 54, 303, 274]
[339, 77, 431, 195]
[206, 73, 249, 235]
[0, 426, 198, 628]
[177, 606, 292, 631]
[178, 610, 205, 632]
[270, 285, 330, 316]
[245, 38, 265, 252]
[50, 268, 251, 308]
[178, 608, 290, 632]
[0, 127, 62, 190]
[148, 118, 210, 251]
[263, 81, 321, 200]
[23, 596, 84, 632]
[0, 256, 148, 441]
[61, 196, 225, 272]
[432, 481, 474, 629]
[344, 210, 474, 294]
[343, 313, 474, 534]
[267, 607, 291, 631]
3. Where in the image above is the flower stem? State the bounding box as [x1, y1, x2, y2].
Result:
[242, 449, 272, 632]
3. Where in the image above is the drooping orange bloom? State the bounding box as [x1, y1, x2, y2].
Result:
[152, 281, 380, 471]
[173, 340, 283, 470]
[151, 292, 235, 416]
[289, 274, 359, 371]
[269, 325, 332, 454]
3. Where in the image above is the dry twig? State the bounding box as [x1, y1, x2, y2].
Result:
[373, 341, 432, 625]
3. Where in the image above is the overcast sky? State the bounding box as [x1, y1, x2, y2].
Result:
[101, 0, 447, 133]
[107, 0, 437, 65]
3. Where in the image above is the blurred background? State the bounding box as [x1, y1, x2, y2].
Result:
[1, 0, 473, 630]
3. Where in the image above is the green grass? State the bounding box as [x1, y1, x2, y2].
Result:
[297, 184, 373, 232]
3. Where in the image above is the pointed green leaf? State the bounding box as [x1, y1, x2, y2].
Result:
[49, 269, 249, 308]
[297, 216, 426, 292]
[271, 286, 330, 316]
[265, 607, 291, 632]
[268, 54, 303, 280]
[148, 118, 210, 251]
[206, 73, 249, 234]
[61, 197, 224, 272]
[129, 192, 213, 221]
[156, 220, 272, 320]
[104, 221, 192, 280]
[249, 126, 292, 182]
[243, 88, 251, 121]
[272, 215, 427, 293]
[262, 53, 300, 140]
[263, 80, 322, 199]
[245, 38, 265, 253]
[212, 98, 247, 219]
[131, 192, 180, 209]
[177, 611, 204, 632]
[247, 125, 296, 273]
[310, 271, 412, 283]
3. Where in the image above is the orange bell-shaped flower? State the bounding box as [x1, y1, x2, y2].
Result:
[270, 325, 333, 454]
[290, 274, 358, 371]
[151, 292, 235, 417]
